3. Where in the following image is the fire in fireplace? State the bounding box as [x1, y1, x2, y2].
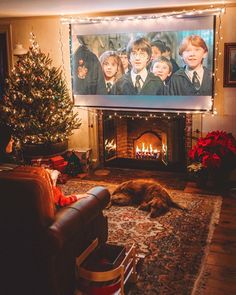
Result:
[135, 143, 160, 160]
[134, 132, 162, 160]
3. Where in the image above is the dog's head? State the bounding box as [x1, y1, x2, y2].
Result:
[111, 180, 135, 205]
[149, 198, 169, 218]
[111, 192, 132, 205]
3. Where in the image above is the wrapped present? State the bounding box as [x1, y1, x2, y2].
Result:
[64, 151, 83, 176]
[69, 149, 92, 172]
[50, 155, 65, 167]
[54, 161, 68, 173]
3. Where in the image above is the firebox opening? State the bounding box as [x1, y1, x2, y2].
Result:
[101, 111, 187, 172]
[134, 131, 167, 162]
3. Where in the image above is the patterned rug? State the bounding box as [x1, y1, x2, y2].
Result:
[60, 179, 222, 295]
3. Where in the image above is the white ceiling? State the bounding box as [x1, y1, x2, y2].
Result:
[0, 0, 234, 18]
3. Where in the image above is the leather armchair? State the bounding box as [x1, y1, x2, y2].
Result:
[0, 166, 110, 295]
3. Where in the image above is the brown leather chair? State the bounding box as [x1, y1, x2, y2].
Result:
[0, 166, 110, 295]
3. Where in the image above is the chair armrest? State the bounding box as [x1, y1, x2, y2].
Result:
[86, 186, 111, 209]
[67, 186, 110, 221]
[48, 186, 110, 251]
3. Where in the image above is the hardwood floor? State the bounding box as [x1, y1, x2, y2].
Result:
[157, 171, 236, 294]
[199, 193, 236, 295]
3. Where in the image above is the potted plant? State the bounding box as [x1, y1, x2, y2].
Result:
[188, 130, 236, 189]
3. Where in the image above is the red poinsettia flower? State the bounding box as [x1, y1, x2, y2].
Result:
[188, 147, 197, 160]
[202, 153, 221, 168]
[227, 141, 236, 154]
[188, 130, 236, 171]
[199, 138, 214, 147]
[195, 147, 204, 158]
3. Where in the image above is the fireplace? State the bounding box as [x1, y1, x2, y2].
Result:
[98, 111, 191, 171]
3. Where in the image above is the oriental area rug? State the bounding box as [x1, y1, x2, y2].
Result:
[60, 176, 222, 295]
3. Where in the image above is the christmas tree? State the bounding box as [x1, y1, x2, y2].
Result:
[0, 33, 81, 145]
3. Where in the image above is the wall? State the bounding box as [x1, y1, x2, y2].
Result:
[0, 5, 235, 166]
[193, 6, 236, 138]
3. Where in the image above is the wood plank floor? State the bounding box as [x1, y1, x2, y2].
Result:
[200, 192, 236, 294]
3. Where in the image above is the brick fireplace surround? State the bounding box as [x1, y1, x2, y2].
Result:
[98, 111, 192, 171]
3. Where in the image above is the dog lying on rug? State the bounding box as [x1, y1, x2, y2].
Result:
[111, 179, 186, 218]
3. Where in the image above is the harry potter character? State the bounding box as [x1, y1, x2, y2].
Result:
[151, 39, 166, 61]
[162, 45, 180, 74]
[72, 39, 106, 95]
[151, 56, 173, 95]
[99, 51, 124, 94]
[151, 56, 173, 84]
[111, 37, 163, 95]
[117, 48, 131, 74]
[169, 35, 212, 96]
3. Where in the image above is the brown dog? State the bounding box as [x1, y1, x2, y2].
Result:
[111, 179, 185, 218]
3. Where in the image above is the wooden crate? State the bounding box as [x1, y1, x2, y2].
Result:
[76, 239, 137, 295]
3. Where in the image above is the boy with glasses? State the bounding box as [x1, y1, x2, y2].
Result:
[111, 37, 163, 95]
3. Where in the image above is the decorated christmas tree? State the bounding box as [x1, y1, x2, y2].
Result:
[0, 33, 81, 146]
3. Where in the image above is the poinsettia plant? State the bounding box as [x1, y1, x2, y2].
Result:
[188, 130, 236, 174]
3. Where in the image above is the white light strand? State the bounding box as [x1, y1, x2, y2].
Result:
[77, 106, 207, 119]
[78, 107, 191, 121]
[59, 24, 68, 86]
[211, 3, 225, 117]
[60, 7, 224, 24]
[76, 105, 212, 126]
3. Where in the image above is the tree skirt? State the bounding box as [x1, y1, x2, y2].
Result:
[60, 179, 222, 295]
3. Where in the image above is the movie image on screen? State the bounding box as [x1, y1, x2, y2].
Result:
[71, 15, 215, 111]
